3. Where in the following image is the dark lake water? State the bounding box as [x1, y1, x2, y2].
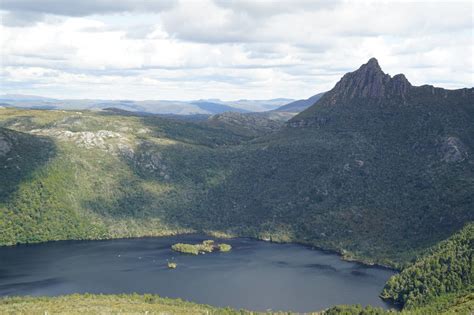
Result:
[0, 235, 396, 312]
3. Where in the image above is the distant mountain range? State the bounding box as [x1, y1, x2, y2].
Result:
[0, 94, 295, 115]
[273, 92, 325, 113]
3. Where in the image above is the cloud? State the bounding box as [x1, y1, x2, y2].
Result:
[0, 0, 176, 27]
[0, 1, 472, 100]
[1, 0, 175, 16]
[213, 0, 340, 17]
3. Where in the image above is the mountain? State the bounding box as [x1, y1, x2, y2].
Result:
[188, 58, 473, 264]
[0, 95, 292, 115]
[206, 112, 284, 137]
[0, 59, 472, 268]
[274, 92, 325, 113]
[191, 101, 249, 114]
[226, 98, 295, 111]
[291, 57, 472, 125]
[0, 94, 57, 101]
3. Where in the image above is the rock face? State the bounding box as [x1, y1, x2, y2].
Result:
[323, 58, 412, 105]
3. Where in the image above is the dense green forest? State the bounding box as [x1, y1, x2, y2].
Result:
[381, 223, 473, 309]
[327, 223, 474, 314]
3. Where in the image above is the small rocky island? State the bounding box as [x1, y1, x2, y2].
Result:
[171, 240, 232, 255]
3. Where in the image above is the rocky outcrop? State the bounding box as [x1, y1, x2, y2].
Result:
[30, 128, 131, 154]
[440, 136, 468, 163]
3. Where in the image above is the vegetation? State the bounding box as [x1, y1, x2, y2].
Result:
[324, 291, 474, 314]
[172, 243, 201, 255]
[381, 223, 473, 309]
[324, 305, 390, 315]
[0, 292, 472, 314]
[0, 294, 253, 315]
[219, 243, 232, 252]
[167, 261, 177, 269]
[171, 240, 232, 255]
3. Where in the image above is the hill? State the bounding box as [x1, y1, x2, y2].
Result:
[191, 100, 249, 114]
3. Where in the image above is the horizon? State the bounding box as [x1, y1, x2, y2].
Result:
[0, 92, 295, 103]
[1, 1, 473, 101]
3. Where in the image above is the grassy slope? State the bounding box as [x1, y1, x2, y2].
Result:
[0, 294, 258, 315]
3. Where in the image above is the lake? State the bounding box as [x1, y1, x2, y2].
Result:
[0, 235, 396, 312]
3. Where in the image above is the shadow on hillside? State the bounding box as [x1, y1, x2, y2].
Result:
[0, 128, 57, 203]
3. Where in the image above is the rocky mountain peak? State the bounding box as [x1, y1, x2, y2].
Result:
[326, 58, 412, 103]
[365, 57, 382, 71]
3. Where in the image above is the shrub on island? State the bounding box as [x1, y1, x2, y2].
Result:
[171, 240, 232, 255]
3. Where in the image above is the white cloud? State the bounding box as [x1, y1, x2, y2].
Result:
[0, 0, 472, 100]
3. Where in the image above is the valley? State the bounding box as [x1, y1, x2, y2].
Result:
[0, 59, 472, 314]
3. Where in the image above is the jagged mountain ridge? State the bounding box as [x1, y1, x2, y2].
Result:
[291, 57, 473, 127]
[327, 57, 411, 100]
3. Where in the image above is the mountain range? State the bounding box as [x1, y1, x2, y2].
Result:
[273, 92, 325, 113]
[0, 94, 295, 115]
[0, 58, 472, 313]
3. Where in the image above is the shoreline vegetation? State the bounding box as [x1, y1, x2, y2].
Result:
[171, 239, 232, 255]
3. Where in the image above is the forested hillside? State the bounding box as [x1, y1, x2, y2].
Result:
[381, 223, 473, 309]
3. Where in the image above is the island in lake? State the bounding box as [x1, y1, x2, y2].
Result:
[171, 240, 232, 255]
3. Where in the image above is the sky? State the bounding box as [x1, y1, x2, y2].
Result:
[0, 0, 473, 101]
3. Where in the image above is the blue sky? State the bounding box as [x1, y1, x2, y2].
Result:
[0, 0, 472, 100]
